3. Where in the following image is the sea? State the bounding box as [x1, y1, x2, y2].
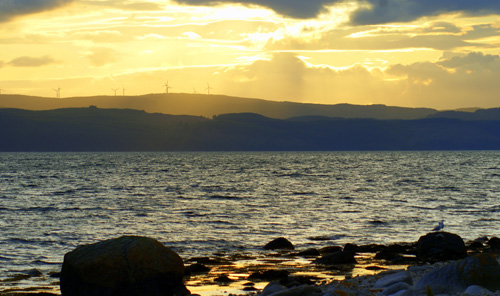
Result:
[1, 151, 500, 293]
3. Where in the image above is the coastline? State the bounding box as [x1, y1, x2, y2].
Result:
[2, 232, 499, 296]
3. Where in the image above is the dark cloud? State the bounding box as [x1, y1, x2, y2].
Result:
[0, 0, 75, 22]
[173, 0, 341, 18]
[173, 0, 500, 23]
[351, 0, 500, 25]
[8, 55, 57, 67]
[84, 1, 163, 11]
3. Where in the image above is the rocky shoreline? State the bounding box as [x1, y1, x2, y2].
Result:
[2, 232, 500, 296]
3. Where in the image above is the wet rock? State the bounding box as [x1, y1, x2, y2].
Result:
[365, 265, 387, 271]
[248, 269, 289, 281]
[319, 246, 342, 255]
[416, 232, 467, 262]
[314, 249, 356, 265]
[187, 256, 228, 265]
[280, 275, 316, 287]
[263, 285, 322, 296]
[357, 243, 385, 253]
[414, 253, 500, 295]
[264, 237, 295, 250]
[467, 241, 484, 250]
[487, 237, 500, 249]
[214, 274, 233, 283]
[296, 248, 320, 257]
[60, 236, 188, 296]
[343, 243, 358, 253]
[185, 263, 210, 275]
[28, 269, 43, 276]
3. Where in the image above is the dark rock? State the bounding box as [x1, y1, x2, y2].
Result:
[185, 263, 210, 275]
[248, 270, 289, 281]
[487, 237, 500, 249]
[214, 274, 233, 283]
[343, 243, 358, 253]
[243, 286, 258, 291]
[415, 253, 500, 294]
[187, 256, 227, 265]
[416, 232, 467, 262]
[474, 236, 489, 243]
[365, 266, 387, 271]
[280, 275, 316, 287]
[264, 237, 294, 250]
[467, 241, 484, 250]
[319, 246, 343, 255]
[25, 268, 43, 277]
[315, 250, 356, 265]
[296, 248, 320, 257]
[374, 251, 405, 262]
[60, 236, 189, 296]
[357, 243, 385, 253]
[374, 243, 414, 263]
[307, 235, 333, 241]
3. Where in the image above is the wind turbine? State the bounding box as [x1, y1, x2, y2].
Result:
[193, 87, 198, 94]
[112, 88, 119, 96]
[205, 83, 213, 95]
[0, 88, 4, 95]
[164, 81, 172, 94]
[52, 87, 61, 98]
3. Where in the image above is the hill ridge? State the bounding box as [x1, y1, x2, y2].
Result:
[0, 93, 438, 120]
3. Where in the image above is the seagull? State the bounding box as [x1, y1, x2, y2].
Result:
[432, 220, 444, 231]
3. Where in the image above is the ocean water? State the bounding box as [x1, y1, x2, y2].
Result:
[1, 151, 500, 291]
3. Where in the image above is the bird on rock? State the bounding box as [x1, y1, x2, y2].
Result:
[432, 220, 444, 231]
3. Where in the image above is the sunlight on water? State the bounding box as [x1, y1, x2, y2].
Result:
[1, 151, 500, 292]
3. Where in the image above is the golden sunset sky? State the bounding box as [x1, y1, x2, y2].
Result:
[0, 0, 499, 109]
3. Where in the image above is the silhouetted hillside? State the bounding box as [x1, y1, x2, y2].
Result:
[2, 107, 500, 151]
[0, 94, 438, 120]
[427, 108, 500, 121]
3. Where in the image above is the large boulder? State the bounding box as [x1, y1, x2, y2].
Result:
[60, 236, 189, 296]
[414, 253, 500, 294]
[416, 232, 467, 262]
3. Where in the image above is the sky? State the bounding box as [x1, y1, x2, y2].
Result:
[0, 0, 499, 109]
